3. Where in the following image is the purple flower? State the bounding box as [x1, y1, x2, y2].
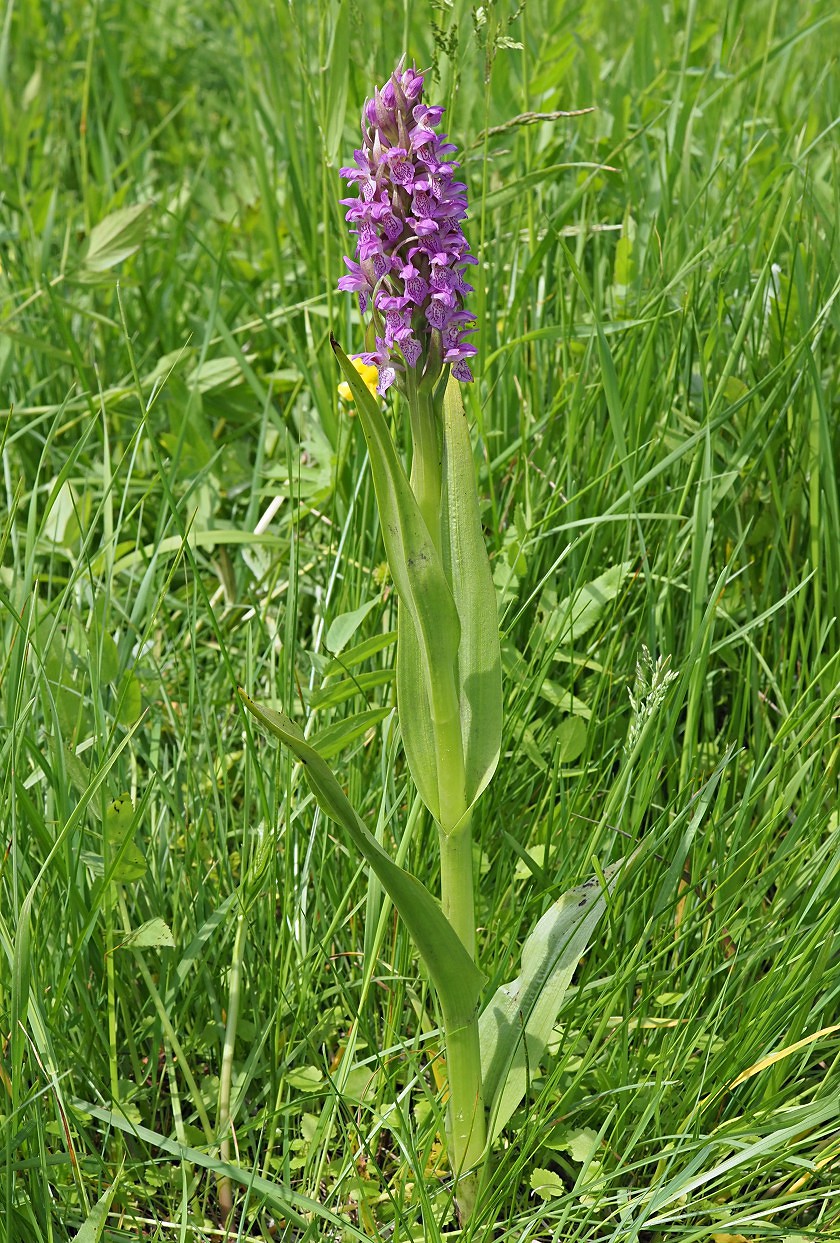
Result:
[338, 57, 477, 392]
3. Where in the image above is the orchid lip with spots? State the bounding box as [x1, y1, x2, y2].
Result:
[338, 58, 478, 396]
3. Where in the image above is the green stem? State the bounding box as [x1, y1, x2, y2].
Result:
[441, 995, 485, 1223]
[438, 818, 476, 960]
[433, 693, 468, 834]
[439, 815, 485, 1221]
[406, 380, 487, 1217]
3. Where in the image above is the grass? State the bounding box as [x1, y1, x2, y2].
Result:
[1, 0, 839, 1239]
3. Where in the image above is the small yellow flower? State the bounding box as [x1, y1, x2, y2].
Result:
[337, 358, 379, 409]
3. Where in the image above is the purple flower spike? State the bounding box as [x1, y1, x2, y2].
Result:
[338, 57, 477, 391]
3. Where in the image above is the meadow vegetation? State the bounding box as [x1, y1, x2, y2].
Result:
[1, 0, 838, 1239]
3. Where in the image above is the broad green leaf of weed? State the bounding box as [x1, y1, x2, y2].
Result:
[104, 793, 146, 885]
[323, 631, 396, 677]
[326, 597, 381, 656]
[308, 706, 390, 760]
[555, 562, 634, 646]
[556, 715, 587, 763]
[286, 1064, 324, 1091]
[530, 1167, 564, 1201]
[78, 202, 152, 277]
[116, 918, 175, 950]
[308, 668, 393, 711]
[546, 1126, 600, 1162]
[89, 597, 120, 685]
[115, 672, 143, 725]
[60, 743, 91, 800]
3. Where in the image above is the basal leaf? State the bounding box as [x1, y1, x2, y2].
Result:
[479, 858, 627, 1140]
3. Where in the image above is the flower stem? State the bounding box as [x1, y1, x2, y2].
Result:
[438, 813, 485, 1221]
[438, 817, 475, 959]
[441, 989, 485, 1223]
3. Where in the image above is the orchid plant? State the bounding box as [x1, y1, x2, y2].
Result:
[241, 59, 628, 1225]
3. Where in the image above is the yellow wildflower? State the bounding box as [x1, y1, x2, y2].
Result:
[337, 358, 379, 409]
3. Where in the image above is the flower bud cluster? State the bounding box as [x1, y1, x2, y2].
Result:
[338, 60, 478, 396]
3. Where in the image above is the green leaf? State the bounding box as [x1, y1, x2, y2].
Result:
[89, 599, 120, 684]
[323, 630, 396, 677]
[104, 793, 146, 884]
[530, 1166, 564, 1201]
[555, 562, 633, 645]
[556, 715, 587, 763]
[548, 1126, 600, 1162]
[60, 743, 91, 798]
[116, 672, 143, 725]
[613, 233, 635, 287]
[331, 336, 461, 825]
[325, 597, 380, 656]
[239, 690, 483, 1034]
[73, 1171, 122, 1243]
[309, 668, 393, 710]
[395, 600, 440, 819]
[479, 858, 628, 1140]
[117, 918, 175, 950]
[79, 202, 152, 275]
[286, 1064, 324, 1090]
[308, 706, 390, 760]
[439, 378, 503, 815]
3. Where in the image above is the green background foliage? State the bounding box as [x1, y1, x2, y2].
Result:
[1, 0, 838, 1238]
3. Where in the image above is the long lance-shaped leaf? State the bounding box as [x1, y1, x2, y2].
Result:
[331, 336, 462, 825]
[239, 690, 483, 1030]
[395, 599, 439, 819]
[478, 859, 626, 1141]
[440, 379, 502, 821]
